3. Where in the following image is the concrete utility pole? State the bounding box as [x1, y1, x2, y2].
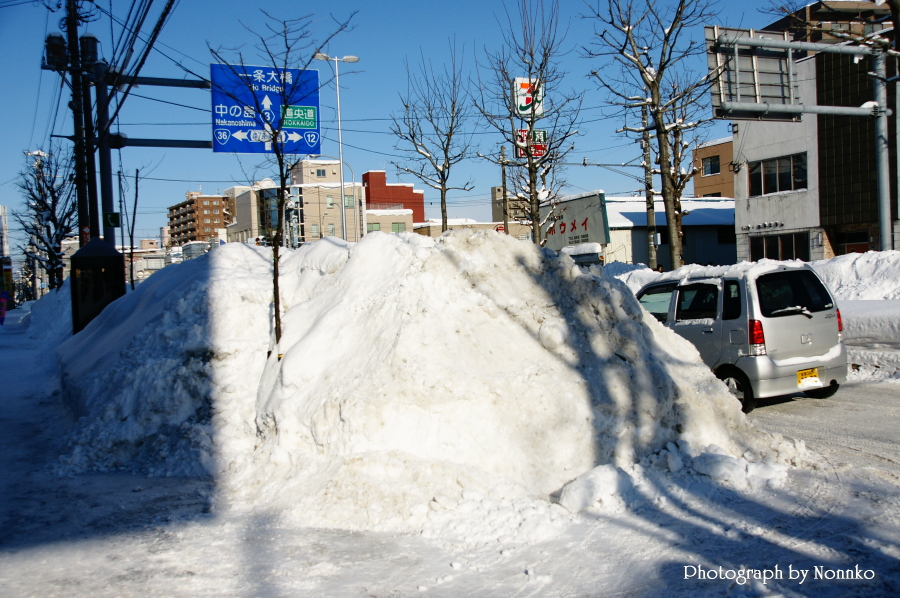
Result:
[500, 145, 509, 234]
[65, 0, 90, 247]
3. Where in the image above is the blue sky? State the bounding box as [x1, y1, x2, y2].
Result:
[0, 0, 764, 246]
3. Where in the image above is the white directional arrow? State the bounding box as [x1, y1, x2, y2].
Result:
[261, 95, 273, 111]
[287, 132, 302, 142]
[232, 130, 248, 141]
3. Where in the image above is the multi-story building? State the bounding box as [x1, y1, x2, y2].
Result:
[490, 186, 530, 222]
[167, 191, 235, 246]
[227, 160, 365, 245]
[692, 137, 734, 198]
[363, 171, 425, 223]
[730, 2, 899, 261]
[365, 209, 415, 235]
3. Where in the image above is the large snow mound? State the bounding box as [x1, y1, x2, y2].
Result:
[56, 230, 798, 531]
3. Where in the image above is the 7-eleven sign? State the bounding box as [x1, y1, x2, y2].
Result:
[516, 129, 548, 158]
[514, 77, 544, 116]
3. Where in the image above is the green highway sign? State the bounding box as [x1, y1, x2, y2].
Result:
[281, 105, 317, 129]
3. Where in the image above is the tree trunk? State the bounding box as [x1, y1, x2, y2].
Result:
[642, 104, 658, 269]
[530, 163, 540, 244]
[654, 124, 684, 269]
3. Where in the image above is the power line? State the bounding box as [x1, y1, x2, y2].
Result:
[127, 92, 209, 112]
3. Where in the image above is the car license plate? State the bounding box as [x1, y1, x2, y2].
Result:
[797, 367, 819, 385]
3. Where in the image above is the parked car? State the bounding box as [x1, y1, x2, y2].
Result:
[635, 263, 847, 412]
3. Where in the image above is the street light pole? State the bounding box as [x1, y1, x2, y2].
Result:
[314, 52, 359, 241]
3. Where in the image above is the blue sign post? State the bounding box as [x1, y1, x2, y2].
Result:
[210, 64, 321, 154]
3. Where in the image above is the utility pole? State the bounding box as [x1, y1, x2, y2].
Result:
[500, 145, 509, 234]
[65, 0, 90, 247]
[80, 34, 101, 239]
[641, 103, 658, 270]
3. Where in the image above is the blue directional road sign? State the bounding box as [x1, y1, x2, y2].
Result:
[210, 64, 321, 154]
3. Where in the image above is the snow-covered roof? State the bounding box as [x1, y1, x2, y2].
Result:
[413, 218, 480, 229]
[605, 197, 734, 229]
[697, 136, 732, 149]
[560, 242, 604, 256]
[366, 209, 413, 216]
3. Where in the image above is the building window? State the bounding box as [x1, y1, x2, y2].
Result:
[749, 231, 810, 261]
[327, 195, 334, 208]
[311, 224, 319, 237]
[717, 226, 736, 245]
[703, 192, 722, 197]
[518, 234, 529, 241]
[205, 227, 211, 232]
[214, 219, 220, 224]
[328, 223, 335, 236]
[367, 222, 381, 232]
[316, 169, 326, 177]
[203, 200, 210, 205]
[392, 222, 406, 233]
[702, 155, 720, 176]
[214, 209, 220, 214]
[345, 195, 354, 208]
[748, 153, 807, 196]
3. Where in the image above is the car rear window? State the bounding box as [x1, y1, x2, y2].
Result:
[756, 270, 834, 318]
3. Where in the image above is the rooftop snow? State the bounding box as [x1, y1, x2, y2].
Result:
[605, 198, 734, 228]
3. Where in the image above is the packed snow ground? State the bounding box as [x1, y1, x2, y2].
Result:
[1, 234, 899, 596]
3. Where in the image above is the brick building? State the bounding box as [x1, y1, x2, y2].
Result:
[363, 171, 425, 223]
[692, 137, 734, 198]
[167, 191, 234, 246]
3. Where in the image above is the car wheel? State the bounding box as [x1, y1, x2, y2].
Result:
[716, 368, 756, 413]
[804, 382, 839, 399]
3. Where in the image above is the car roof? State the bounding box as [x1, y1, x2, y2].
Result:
[636, 261, 814, 294]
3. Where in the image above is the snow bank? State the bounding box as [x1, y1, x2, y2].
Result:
[612, 250, 900, 300]
[55, 230, 799, 532]
[28, 279, 73, 347]
[811, 250, 900, 300]
[838, 300, 900, 347]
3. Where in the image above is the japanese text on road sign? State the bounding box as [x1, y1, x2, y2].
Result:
[210, 64, 321, 154]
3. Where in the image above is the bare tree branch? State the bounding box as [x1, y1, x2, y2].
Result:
[209, 10, 354, 347]
[474, 0, 582, 244]
[391, 41, 476, 232]
[584, 0, 719, 268]
[13, 144, 77, 291]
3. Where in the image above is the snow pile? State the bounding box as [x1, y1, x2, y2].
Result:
[28, 279, 73, 347]
[55, 230, 800, 532]
[811, 250, 900, 300]
[838, 300, 900, 347]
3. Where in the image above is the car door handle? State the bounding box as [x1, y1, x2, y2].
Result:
[702, 328, 714, 334]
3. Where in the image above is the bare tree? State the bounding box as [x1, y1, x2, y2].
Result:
[13, 147, 77, 291]
[391, 43, 475, 232]
[474, 0, 582, 244]
[209, 11, 353, 347]
[584, 0, 721, 268]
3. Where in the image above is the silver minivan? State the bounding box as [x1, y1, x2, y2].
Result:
[635, 263, 847, 412]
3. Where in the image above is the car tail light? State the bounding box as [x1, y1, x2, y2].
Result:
[836, 309, 843, 341]
[749, 319, 767, 356]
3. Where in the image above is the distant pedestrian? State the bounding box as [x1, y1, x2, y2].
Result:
[656, 265, 664, 273]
